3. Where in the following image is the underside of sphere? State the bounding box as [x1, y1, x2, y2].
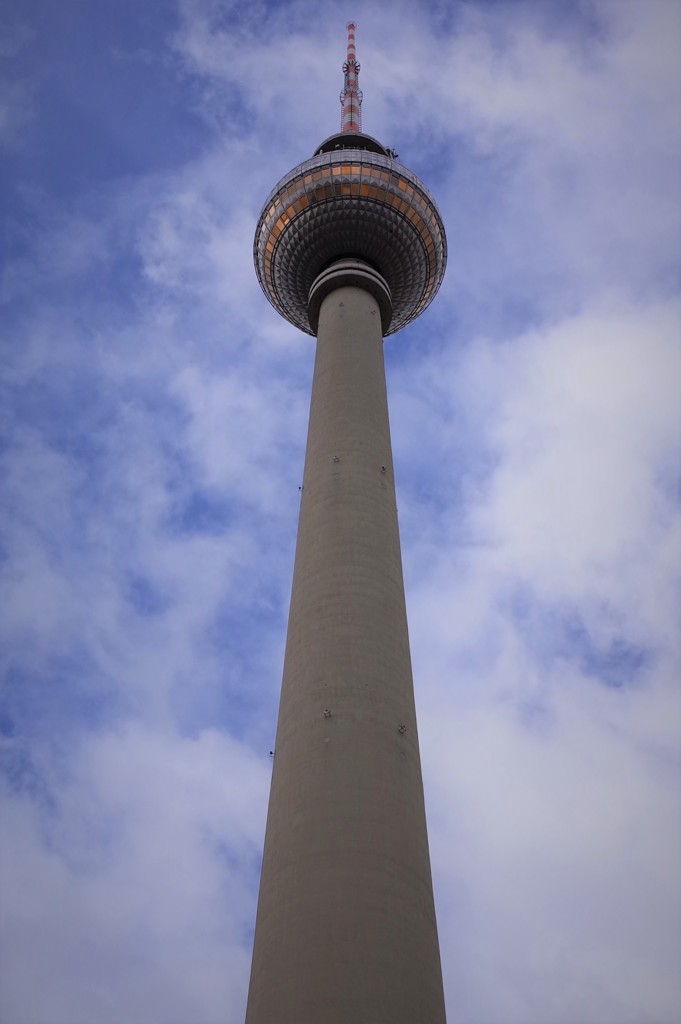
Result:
[254, 137, 447, 336]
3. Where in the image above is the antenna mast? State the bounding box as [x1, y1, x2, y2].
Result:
[340, 21, 362, 132]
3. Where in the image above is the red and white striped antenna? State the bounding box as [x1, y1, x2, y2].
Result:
[340, 21, 362, 132]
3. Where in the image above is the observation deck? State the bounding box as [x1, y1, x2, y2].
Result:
[253, 133, 447, 336]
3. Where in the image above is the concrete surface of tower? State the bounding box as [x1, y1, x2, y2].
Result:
[247, 21, 447, 1024]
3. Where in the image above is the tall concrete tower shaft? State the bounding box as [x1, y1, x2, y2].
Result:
[247, 25, 447, 1024]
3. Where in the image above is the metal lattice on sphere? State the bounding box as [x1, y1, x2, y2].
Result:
[254, 133, 447, 336]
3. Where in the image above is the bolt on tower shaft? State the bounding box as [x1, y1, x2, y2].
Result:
[247, 24, 447, 1024]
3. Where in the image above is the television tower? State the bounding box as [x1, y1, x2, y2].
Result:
[247, 22, 447, 1023]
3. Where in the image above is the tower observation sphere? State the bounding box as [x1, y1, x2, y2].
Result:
[254, 118, 446, 332]
[246, 22, 448, 1024]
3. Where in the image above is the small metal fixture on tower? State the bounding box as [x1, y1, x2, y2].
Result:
[247, 22, 447, 1024]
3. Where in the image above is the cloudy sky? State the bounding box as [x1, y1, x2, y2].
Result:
[1, 1, 680, 1022]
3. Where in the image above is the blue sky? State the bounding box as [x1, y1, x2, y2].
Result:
[1, 1, 680, 1021]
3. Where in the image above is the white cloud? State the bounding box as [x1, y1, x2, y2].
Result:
[401, 294, 681, 1020]
[1, 726, 268, 1024]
